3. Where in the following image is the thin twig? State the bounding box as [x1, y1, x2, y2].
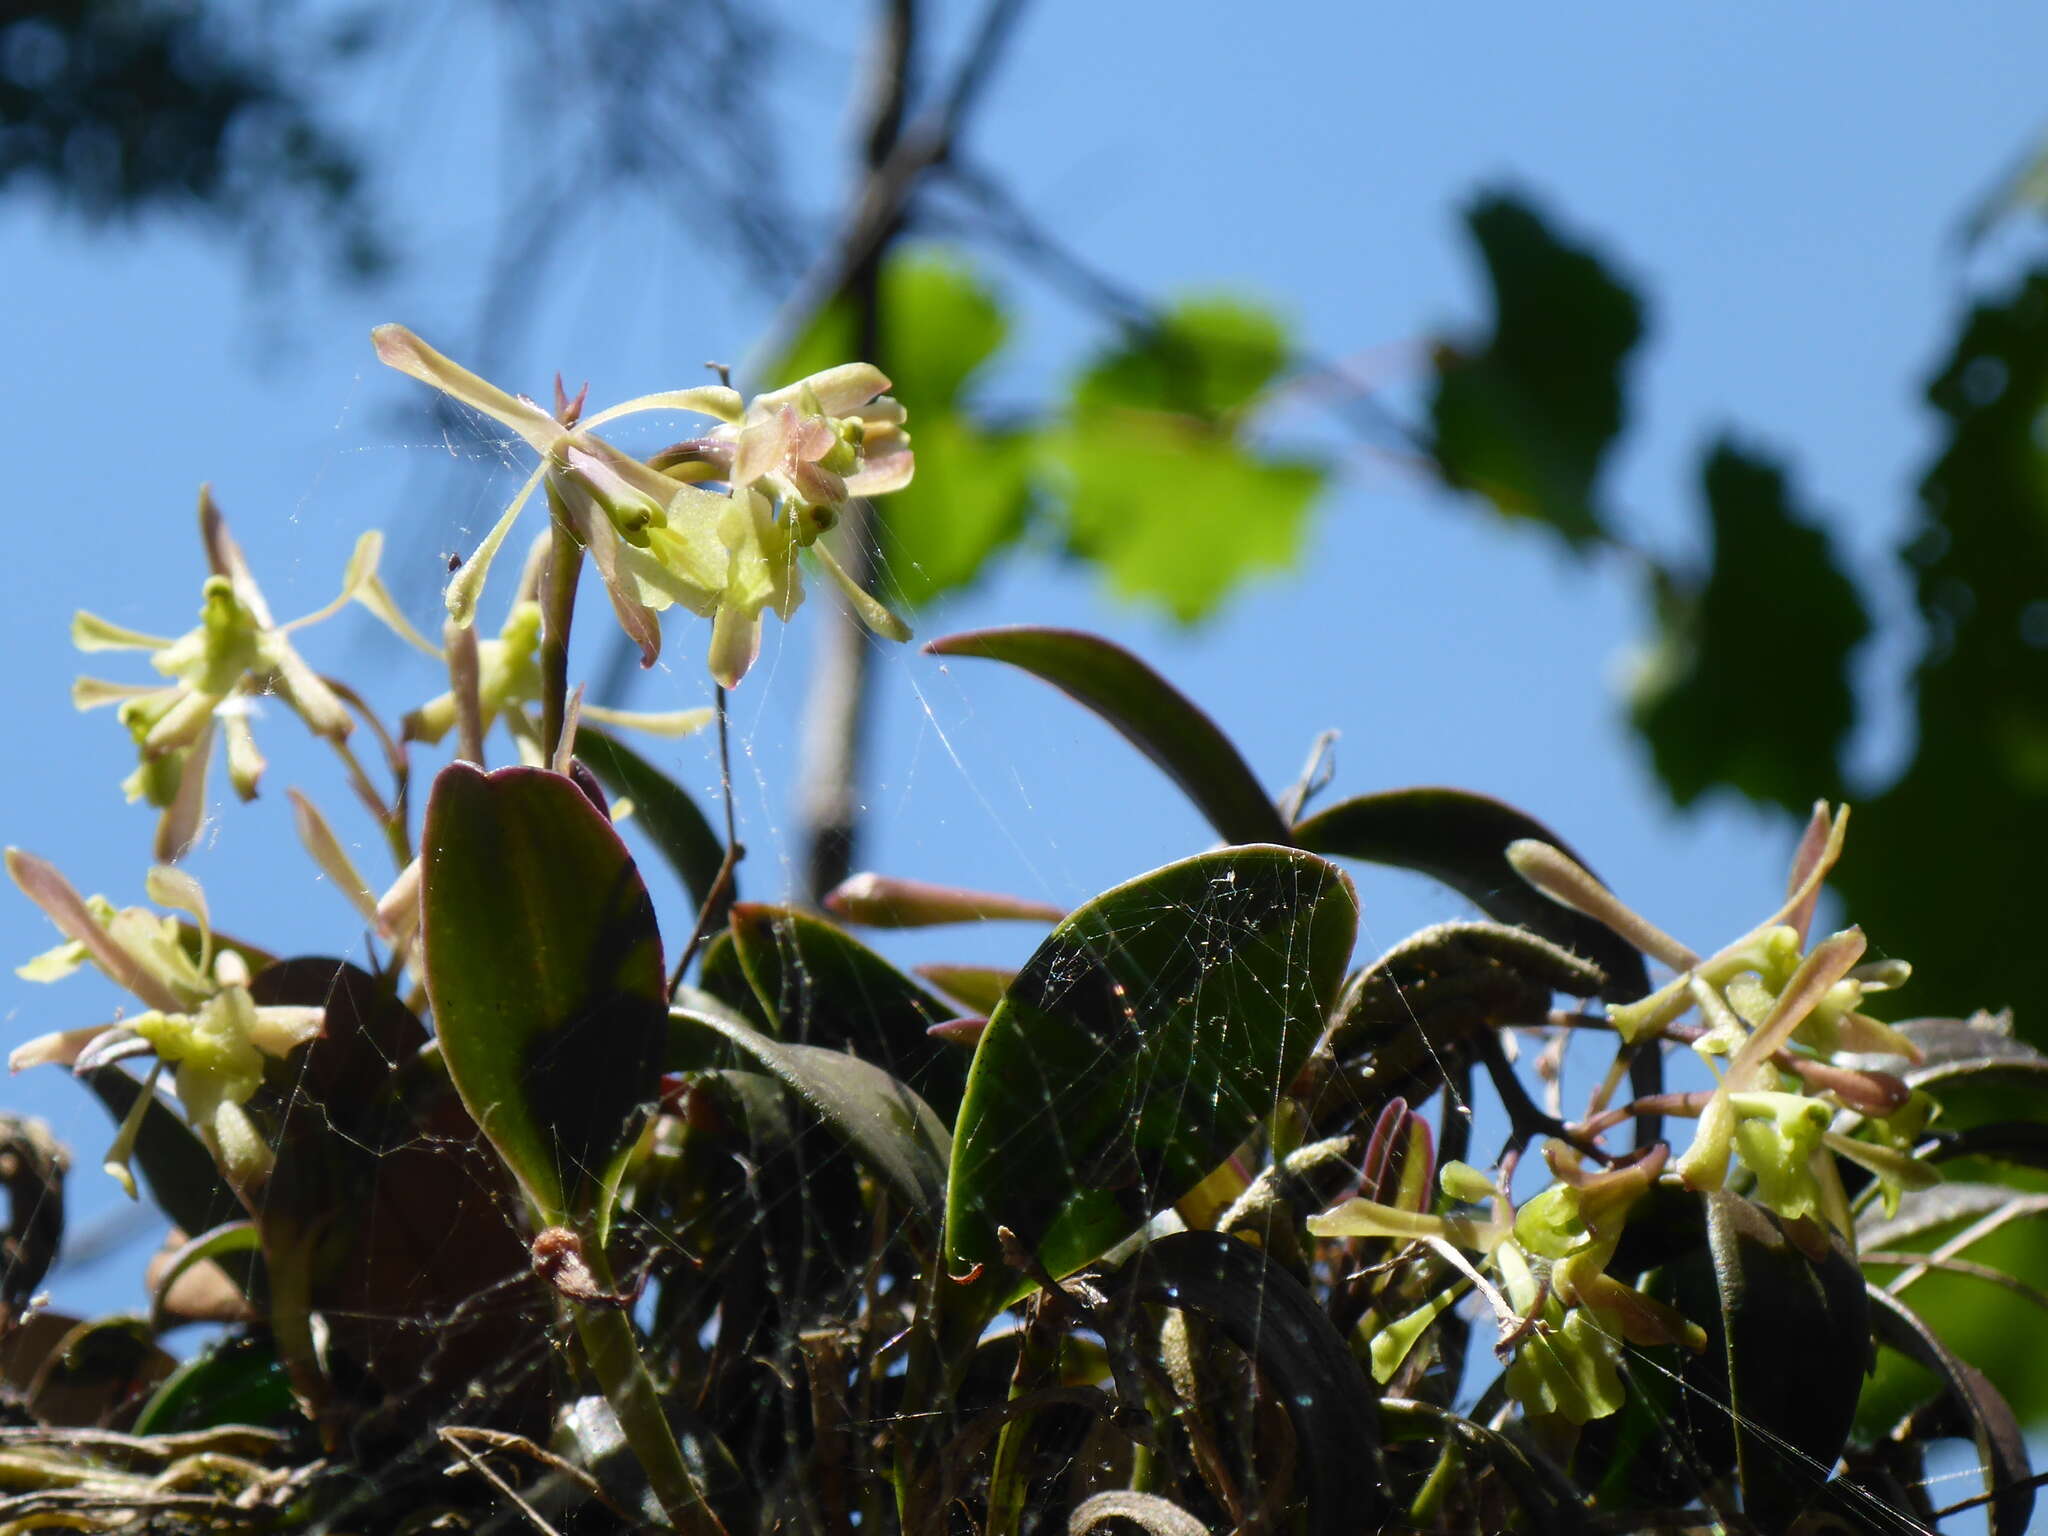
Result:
[439, 1429, 563, 1536]
[670, 686, 743, 989]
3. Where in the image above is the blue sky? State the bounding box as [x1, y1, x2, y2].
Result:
[4, 3, 2046, 1351]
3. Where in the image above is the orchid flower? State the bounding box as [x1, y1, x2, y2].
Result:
[71, 492, 397, 861]
[372, 326, 915, 689]
[7, 851, 321, 1192]
[1508, 800, 1932, 1231]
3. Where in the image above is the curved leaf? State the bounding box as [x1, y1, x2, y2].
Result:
[673, 1007, 951, 1223]
[1109, 1230, 1386, 1536]
[131, 1332, 297, 1435]
[945, 846, 1355, 1318]
[725, 903, 965, 1120]
[422, 763, 667, 1235]
[80, 1066, 241, 1242]
[1292, 787, 1649, 1001]
[576, 724, 733, 930]
[1380, 1397, 1587, 1534]
[1692, 1192, 1868, 1530]
[924, 626, 1290, 847]
[1866, 1285, 2035, 1536]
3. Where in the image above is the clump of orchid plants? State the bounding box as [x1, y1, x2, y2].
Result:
[0, 325, 2038, 1536]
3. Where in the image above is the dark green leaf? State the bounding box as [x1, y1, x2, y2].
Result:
[674, 1008, 951, 1222]
[1838, 271, 2048, 1040]
[1867, 1285, 2035, 1536]
[1381, 1398, 1588, 1534]
[1292, 787, 1650, 1001]
[725, 902, 966, 1120]
[945, 847, 1355, 1318]
[421, 763, 667, 1235]
[1629, 441, 1870, 812]
[1108, 1230, 1388, 1536]
[80, 1066, 241, 1243]
[926, 626, 1291, 846]
[1429, 191, 1644, 548]
[131, 1333, 297, 1435]
[1689, 1192, 1868, 1529]
[576, 725, 732, 930]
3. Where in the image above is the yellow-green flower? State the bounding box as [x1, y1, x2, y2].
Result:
[373, 326, 915, 688]
[7, 851, 320, 1192]
[72, 493, 392, 861]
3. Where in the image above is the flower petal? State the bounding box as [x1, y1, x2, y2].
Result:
[763, 363, 890, 417]
[846, 449, 915, 496]
[810, 541, 910, 642]
[583, 385, 745, 429]
[156, 717, 215, 863]
[447, 460, 548, 626]
[5, 849, 186, 1013]
[577, 703, 714, 737]
[288, 789, 379, 927]
[72, 612, 174, 653]
[372, 325, 564, 456]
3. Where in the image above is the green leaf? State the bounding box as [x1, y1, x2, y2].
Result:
[575, 724, 733, 929]
[673, 1008, 951, 1222]
[1866, 1285, 2035, 1536]
[421, 763, 667, 1236]
[1051, 296, 1322, 622]
[1629, 441, 1870, 812]
[944, 846, 1356, 1318]
[131, 1332, 296, 1435]
[1676, 1192, 1868, 1530]
[1108, 1230, 1390, 1536]
[1429, 191, 1645, 548]
[1071, 298, 1289, 420]
[926, 625, 1291, 846]
[1292, 787, 1650, 1001]
[80, 1066, 242, 1243]
[1052, 415, 1321, 622]
[724, 903, 966, 1119]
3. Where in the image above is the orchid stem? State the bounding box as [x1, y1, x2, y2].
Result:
[540, 492, 582, 766]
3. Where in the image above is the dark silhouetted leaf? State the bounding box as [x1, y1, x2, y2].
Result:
[1292, 787, 1650, 1001]
[577, 725, 732, 930]
[1840, 272, 2048, 1040]
[1867, 1285, 2035, 1536]
[724, 903, 965, 1120]
[674, 1008, 950, 1222]
[1108, 1230, 1387, 1536]
[945, 846, 1355, 1319]
[1630, 441, 1870, 812]
[1381, 1397, 1588, 1534]
[1685, 1192, 1867, 1529]
[1429, 192, 1644, 548]
[927, 626, 1290, 846]
[422, 764, 667, 1236]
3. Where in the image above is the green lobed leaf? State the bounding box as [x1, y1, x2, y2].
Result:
[576, 724, 733, 931]
[1107, 1230, 1389, 1536]
[944, 845, 1356, 1319]
[1051, 415, 1322, 623]
[724, 902, 966, 1121]
[1628, 440, 1870, 813]
[1429, 191, 1645, 548]
[673, 1007, 951, 1223]
[926, 625, 1291, 846]
[421, 763, 667, 1236]
[1292, 787, 1650, 1001]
